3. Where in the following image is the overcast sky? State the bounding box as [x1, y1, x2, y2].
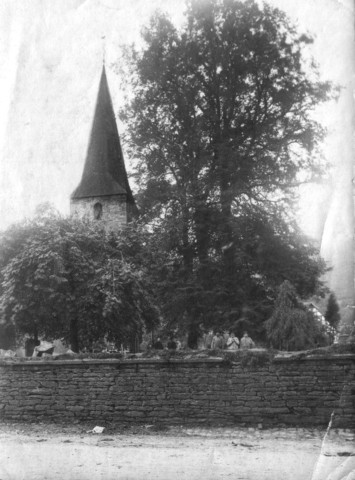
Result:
[0, 0, 353, 239]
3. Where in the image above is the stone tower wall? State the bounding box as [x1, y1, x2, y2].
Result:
[70, 194, 127, 231]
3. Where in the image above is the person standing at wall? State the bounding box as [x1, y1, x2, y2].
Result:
[167, 336, 177, 350]
[211, 332, 224, 349]
[222, 330, 229, 348]
[153, 337, 164, 350]
[226, 332, 239, 350]
[204, 329, 214, 349]
[139, 338, 150, 352]
[24, 335, 40, 357]
[240, 332, 255, 350]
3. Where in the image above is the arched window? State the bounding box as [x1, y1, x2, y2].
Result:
[93, 202, 103, 220]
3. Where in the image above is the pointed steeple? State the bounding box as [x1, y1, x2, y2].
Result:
[71, 66, 134, 204]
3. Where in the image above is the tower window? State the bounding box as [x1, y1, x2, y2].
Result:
[93, 202, 103, 220]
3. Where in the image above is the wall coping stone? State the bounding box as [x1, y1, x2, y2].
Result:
[0, 354, 354, 367]
[0, 358, 225, 367]
[273, 354, 355, 363]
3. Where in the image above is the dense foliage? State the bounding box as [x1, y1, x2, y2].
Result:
[265, 280, 328, 351]
[0, 205, 159, 352]
[119, 0, 331, 342]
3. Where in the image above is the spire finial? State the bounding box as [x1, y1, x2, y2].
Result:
[102, 35, 106, 65]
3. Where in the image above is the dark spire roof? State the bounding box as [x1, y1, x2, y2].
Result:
[71, 66, 135, 203]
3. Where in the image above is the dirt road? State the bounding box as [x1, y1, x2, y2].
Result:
[0, 423, 354, 480]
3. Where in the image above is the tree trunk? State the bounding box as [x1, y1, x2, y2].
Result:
[194, 201, 210, 265]
[187, 321, 199, 349]
[218, 146, 236, 277]
[181, 202, 193, 276]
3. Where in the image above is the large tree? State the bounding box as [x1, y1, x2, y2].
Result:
[0, 205, 159, 352]
[119, 0, 332, 341]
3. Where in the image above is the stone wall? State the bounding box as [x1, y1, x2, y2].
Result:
[70, 194, 127, 231]
[0, 355, 354, 427]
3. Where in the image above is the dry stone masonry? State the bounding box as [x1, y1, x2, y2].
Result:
[70, 195, 129, 232]
[0, 355, 354, 427]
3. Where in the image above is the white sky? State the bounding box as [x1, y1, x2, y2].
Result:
[0, 0, 353, 239]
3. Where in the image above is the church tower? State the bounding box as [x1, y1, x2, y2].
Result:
[70, 66, 136, 231]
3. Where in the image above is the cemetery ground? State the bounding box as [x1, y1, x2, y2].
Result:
[0, 422, 354, 480]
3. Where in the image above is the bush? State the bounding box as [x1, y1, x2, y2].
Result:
[265, 280, 328, 351]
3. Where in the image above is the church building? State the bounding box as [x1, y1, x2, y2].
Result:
[70, 66, 136, 230]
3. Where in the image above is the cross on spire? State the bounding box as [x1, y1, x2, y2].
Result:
[102, 35, 106, 65]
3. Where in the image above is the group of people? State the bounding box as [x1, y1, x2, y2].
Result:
[141, 331, 255, 352]
[152, 336, 181, 351]
[139, 335, 182, 352]
[204, 331, 255, 350]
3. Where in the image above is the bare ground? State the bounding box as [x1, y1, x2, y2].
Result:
[0, 422, 354, 480]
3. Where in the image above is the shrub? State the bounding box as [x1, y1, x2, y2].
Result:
[265, 280, 328, 351]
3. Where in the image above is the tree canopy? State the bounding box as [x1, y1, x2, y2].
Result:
[119, 0, 331, 342]
[0, 205, 159, 352]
